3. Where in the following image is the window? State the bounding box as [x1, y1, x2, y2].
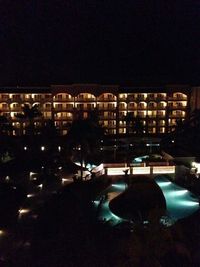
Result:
[55, 104, 62, 109]
[57, 95, 62, 100]
[149, 102, 156, 108]
[66, 104, 73, 109]
[45, 94, 51, 99]
[34, 94, 42, 100]
[45, 103, 51, 108]
[1, 94, 8, 100]
[12, 94, 21, 100]
[149, 94, 155, 98]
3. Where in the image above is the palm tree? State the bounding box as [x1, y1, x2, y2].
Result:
[0, 113, 13, 136]
[15, 104, 42, 135]
[123, 112, 134, 134]
[66, 113, 104, 179]
[132, 116, 144, 135]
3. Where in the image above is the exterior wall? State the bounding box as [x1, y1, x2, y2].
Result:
[0, 84, 192, 135]
[190, 87, 200, 111]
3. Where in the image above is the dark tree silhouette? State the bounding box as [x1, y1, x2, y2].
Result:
[15, 104, 42, 135]
[123, 112, 134, 134]
[0, 112, 13, 136]
[132, 115, 144, 134]
[66, 113, 104, 179]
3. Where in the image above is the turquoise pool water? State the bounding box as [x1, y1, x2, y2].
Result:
[94, 177, 199, 225]
[155, 176, 199, 220]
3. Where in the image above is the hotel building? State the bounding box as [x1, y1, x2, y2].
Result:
[0, 84, 195, 135]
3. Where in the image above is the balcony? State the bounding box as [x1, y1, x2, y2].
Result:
[97, 106, 116, 111]
[138, 106, 147, 110]
[157, 105, 166, 109]
[10, 107, 22, 112]
[157, 96, 167, 101]
[127, 96, 137, 101]
[99, 115, 116, 120]
[75, 97, 96, 102]
[53, 97, 74, 102]
[55, 116, 73, 121]
[147, 105, 157, 110]
[169, 114, 185, 118]
[168, 96, 187, 101]
[119, 105, 127, 110]
[119, 96, 127, 101]
[148, 122, 156, 126]
[54, 107, 74, 112]
[168, 105, 187, 110]
[42, 107, 52, 111]
[137, 114, 146, 118]
[97, 97, 116, 101]
[0, 107, 9, 111]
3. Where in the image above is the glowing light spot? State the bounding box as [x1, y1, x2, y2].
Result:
[5, 176, 10, 181]
[110, 212, 121, 221]
[37, 184, 43, 189]
[27, 194, 35, 198]
[19, 209, 30, 215]
[178, 200, 199, 207]
[30, 171, 38, 180]
[112, 184, 126, 190]
[157, 182, 171, 187]
[169, 190, 188, 197]
[62, 178, 70, 185]
[41, 146, 45, 151]
[0, 230, 5, 235]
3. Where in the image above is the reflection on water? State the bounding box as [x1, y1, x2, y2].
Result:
[94, 176, 200, 225]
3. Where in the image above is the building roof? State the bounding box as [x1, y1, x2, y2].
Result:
[0, 84, 191, 95]
[0, 87, 51, 93]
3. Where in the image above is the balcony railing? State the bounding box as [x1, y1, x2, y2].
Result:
[53, 97, 74, 102]
[169, 114, 185, 118]
[168, 96, 187, 101]
[75, 97, 96, 102]
[54, 107, 74, 111]
[0, 107, 9, 111]
[55, 116, 73, 120]
[97, 97, 116, 101]
[168, 105, 187, 109]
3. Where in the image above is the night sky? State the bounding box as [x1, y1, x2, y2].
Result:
[0, 0, 199, 86]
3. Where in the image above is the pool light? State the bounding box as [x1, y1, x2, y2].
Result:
[169, 190, 188, 197]
[157, 181, 171, 187]
[178, 200, 199, 207]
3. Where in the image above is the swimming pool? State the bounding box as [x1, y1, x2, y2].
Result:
[94, 176, 199, 226]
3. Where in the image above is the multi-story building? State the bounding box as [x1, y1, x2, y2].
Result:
[0, 84, 192, 135]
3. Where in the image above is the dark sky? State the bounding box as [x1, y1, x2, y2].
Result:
[0, 0, 199, 86]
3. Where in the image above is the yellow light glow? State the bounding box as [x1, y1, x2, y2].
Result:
[0, 230, 5, 236]
[37, 184, 43, 189]
[132, 167, 151, 174]
[153, 166, 175, 174]
[19, 208, 30, 215]
[192, 162, 200, 173]
[107, 167, 130, 176]
[27, 194, 35, 198]
[61, 178, 73, 185]
[29, 171, 38, 180]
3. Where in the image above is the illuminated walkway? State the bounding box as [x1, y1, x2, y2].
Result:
[94, 176, 199, 226]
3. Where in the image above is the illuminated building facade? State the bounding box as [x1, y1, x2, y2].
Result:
[0, 84, 193, 135]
